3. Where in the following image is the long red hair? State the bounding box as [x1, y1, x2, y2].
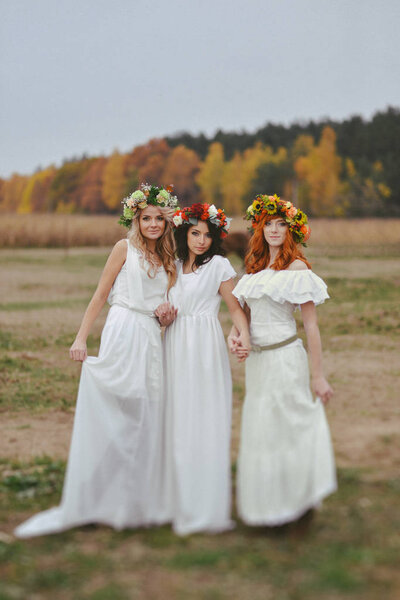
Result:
[245, 213, 311, 273]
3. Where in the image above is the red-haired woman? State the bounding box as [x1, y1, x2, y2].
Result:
[230, 195, 336, 526]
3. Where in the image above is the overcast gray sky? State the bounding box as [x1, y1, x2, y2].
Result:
[1, 0, 399, 177]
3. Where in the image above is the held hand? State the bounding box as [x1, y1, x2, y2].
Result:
[155, 302, 178, 327]
[312, 376, 333, 405]
[235, 332, 251, 362]
[227, 334, 240, 354]
[70, 339, 87, 362]
[228, 333, 250, 362]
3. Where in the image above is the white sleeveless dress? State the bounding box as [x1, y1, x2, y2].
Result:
[162, 255, 236, 535]
[233, 269, 337, 525]
[15, 240, 169, 538]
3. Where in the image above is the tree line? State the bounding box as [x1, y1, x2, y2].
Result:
[1, 107, 398, 217]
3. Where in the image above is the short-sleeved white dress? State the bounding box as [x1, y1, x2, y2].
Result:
[233, 268, 337, 525]
[162, 255, 236, 535]
[15, 240, 169, 538]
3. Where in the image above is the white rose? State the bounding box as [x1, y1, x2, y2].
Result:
[208, 204, 218, 217]
[173, 215, 183, 227]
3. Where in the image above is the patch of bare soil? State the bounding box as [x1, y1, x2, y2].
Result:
[0, 410, 74, 460]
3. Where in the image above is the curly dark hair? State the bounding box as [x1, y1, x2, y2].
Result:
[174, 221, 226, 271]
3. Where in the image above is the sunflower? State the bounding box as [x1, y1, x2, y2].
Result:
[265, 199, 277, 215]
[252, 198, 263, 212]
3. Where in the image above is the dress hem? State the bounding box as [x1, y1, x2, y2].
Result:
[238, 482, 337, 527]
[14, 516, 172, 539]
[173, 519, 236, 537]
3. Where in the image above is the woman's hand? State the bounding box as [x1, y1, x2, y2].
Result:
[155, 302, 178, 327]
[227, 332, 240, 354]
[228, 331, 250, 362]
[312, 376, 333, 404]
[234, 332, 251, 362]
[70, 339, 87, 362]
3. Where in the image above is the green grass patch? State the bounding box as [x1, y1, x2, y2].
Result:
[0, 298, 91, 311]
[0, 465, 398, 599]
[0, 354, 75, 410]
[0, 456, 65, 511]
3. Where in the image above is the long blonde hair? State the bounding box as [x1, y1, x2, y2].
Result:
[128, 207, 177, 293]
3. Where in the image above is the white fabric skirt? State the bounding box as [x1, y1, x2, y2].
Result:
[162, 314, 234, 536]
[15, 305, 168, 538]
[237, 339, 337, 526]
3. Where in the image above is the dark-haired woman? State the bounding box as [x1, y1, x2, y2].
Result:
[159, 203, 250, 535]
[231, 194, 337, 526]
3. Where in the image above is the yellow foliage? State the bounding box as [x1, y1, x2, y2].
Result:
[1, 174, 29, 213]
[221, 153, 243, 214]
[196, 143, 225, 205]
[102, 151, 127, 211]
[373, 161, 383, 173]
[294, 127, 342, 216]
[18, 168, 56, 214]
[377, 183, 391, 198]
[345, 158, 356, 178]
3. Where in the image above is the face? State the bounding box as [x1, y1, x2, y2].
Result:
[263, 217, 288, 247]
[139, 206, 166, 241]
[187, 221, 213, 256]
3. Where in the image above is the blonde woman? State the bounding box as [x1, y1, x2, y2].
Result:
[15, 184, 178, 538]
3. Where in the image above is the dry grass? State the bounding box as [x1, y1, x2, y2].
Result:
[0, 214, 125, 248]
[1, 214, 400, 249]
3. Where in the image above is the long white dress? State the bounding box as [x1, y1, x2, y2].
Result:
[162, 255, 236, 535]
[233, 268, 337, 526]
[15, 240, 169, 538]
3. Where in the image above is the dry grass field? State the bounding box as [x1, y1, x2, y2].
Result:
[1, 214, 400, 251]
[0, 219, 399, 599]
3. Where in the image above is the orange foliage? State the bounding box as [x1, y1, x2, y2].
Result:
[162, 145, 201, 203]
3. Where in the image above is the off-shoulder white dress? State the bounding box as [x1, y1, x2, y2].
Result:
[233, 269, 337, 525]
[162, 255, 236, 535]
[15, 240, 169, 538]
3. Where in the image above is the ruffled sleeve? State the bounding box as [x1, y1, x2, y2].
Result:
[233, 269, 329, 308]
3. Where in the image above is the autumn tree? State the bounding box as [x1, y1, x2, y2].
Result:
[102, 151, 127, 212]
[48, 160, 92, 212]
[80, 157, 108, 213]
[294, 127, 342, 216]
[126, 139, 171, 185]
[196, 142, 225, 205]
[0, 174, 29, 212]
[340, 158, 391, 216]
[162, 145, 201, 204]
[18, 167, 57, 213]
[248, 147, 293, 202]
[221, 152, 244, 215]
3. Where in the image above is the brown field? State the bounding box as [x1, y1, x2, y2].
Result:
[0, 227, 399, 599]
[1, 213, 400, 251]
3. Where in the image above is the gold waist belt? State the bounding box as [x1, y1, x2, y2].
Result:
[252, 334, 298, 353]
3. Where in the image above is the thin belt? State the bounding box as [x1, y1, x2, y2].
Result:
[111, 302, 156, 317]
[252, 334, 298, 353]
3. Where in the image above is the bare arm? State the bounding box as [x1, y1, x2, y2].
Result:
[219, 279, 251, 360]
[301, 301, 333, 404]
[69, 240, 127, 362]
[227, 303, 250, 353]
